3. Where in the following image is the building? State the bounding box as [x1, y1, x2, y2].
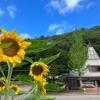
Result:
[68, 45, 100, 90]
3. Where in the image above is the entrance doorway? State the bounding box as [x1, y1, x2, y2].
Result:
[97, 80, 100, 87]
[68, 78, 80, 90]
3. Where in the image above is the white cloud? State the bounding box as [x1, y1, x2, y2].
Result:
[0, 8, 5, 17]
[48, 23, 62, 31]
[19, 33, 32, 39]
[48, 23, 66, 35]
[7, 5, 17, 18]
[47, 0, 82, 14]
[56, 28, 64, 35]
[48, 22, 74, 35]
[47, 0, 95, 14]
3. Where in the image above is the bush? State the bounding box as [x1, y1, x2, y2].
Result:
[45, 82, 63, 92]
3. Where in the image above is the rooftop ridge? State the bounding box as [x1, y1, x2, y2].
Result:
[88, 46, 100, 60]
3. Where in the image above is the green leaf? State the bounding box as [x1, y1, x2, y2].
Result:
[24, 96, 34, 100]
[33, 89, 41, 100]
[39, 53, 60, 64]
[25, 96, 56, 100]
[41, 97, 56, 100]
[24, 56, 33, 63]
[15, 75, 33, 84]
[3, 89, 16, 96]
[0, 27, 3, 33]
[0, 41, 13, 48]
[25, 40, 57, 53]
[25, 90, 41, 100]
[16, 62, 28, 67]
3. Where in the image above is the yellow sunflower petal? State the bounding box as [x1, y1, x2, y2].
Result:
[0, 77, 6, 91]
[15, 36, 25, 43]
[10, 30, 17, 39]
[8, 57, 14, 64]
[0, 55, 3, 61]
[3, 32, 10, 38]
[42, 86, 46, 95]
[2, 55, 8, 62]
[29, 62, 49, 79]
[34, 75, 43, 83]
[42, 78, 46, 86]
[10, 84, 20, 95]
[13, 56, 21, 64]
[0, 28, 31, 66]
[8, 57, 16, 67]
[0, 48, 3, 54]
[1, 28, 10, 38]
[19, 41, 31, 49]
[1, 28, 7, 33]
[17, 49, 25, 59]
[0, 34, 4, 42]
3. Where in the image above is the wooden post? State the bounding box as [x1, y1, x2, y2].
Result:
[80, 79, 83, 88]
[95, 80, 98, 92]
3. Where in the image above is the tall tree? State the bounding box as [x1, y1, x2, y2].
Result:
[68, 32, 87, 79]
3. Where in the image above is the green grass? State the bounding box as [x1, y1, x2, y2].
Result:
[45, 82, 64, 92]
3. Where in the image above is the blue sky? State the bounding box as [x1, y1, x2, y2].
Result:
[0, 0, 100, 38]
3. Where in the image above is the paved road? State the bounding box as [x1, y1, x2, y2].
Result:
[49, 95, 100, 100]
[1, 95, 100, 100]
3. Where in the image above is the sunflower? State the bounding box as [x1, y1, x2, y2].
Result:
[0, 77, 6, 91]
[0, 29, 31, 67]
[29, 62, 49, 83]
[41, 78, 47, 95]
[10, 84, 20, 95]
[42, 86, 46, 95]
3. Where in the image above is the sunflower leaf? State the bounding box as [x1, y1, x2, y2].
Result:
[0, 41, 13, 48]
[25, 39, 57, 53]
[41, 96, 56, 100]
[2, 89, 16, 96]
[16, 62, 28, 67]
[24, 56, 33, 63]
[39, 53, 60, 64]
[15, 75, 33, 83]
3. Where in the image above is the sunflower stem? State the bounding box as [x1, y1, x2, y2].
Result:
[23, 84, 37, 100]
[7, 61, 13, 86]
[4, 61, 13, 100]
[11, 96, 14, 100]
[0, 94, 2, 100]
[0, 66, 6, 79]
[4, 94, 8, 100]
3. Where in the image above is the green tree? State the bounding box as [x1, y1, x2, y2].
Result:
[68, 32, 87, 87]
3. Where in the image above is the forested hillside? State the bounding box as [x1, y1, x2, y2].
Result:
[14, 26, 100, 76]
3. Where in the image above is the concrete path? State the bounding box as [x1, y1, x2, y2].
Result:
[1, 94, 100, 100]
[52, 95, 100, 100]
[1, 84, 100, 100]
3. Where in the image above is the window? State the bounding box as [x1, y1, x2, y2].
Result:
[97, 67, 100, 71]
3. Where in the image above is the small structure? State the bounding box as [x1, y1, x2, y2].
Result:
[68, 44, 100, 90]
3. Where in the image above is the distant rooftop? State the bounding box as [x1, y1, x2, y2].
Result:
[88, 46, 100, 60]
[86, 46, 100, 66]
[69, 70, 100, 77]
[69, 45, 100, 77]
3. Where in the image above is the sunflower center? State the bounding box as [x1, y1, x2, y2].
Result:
[11, 87, 17, 92]
[32, 65, 43, 75]
[2, 39, 19, 57]
[0, 82, 4, 87]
